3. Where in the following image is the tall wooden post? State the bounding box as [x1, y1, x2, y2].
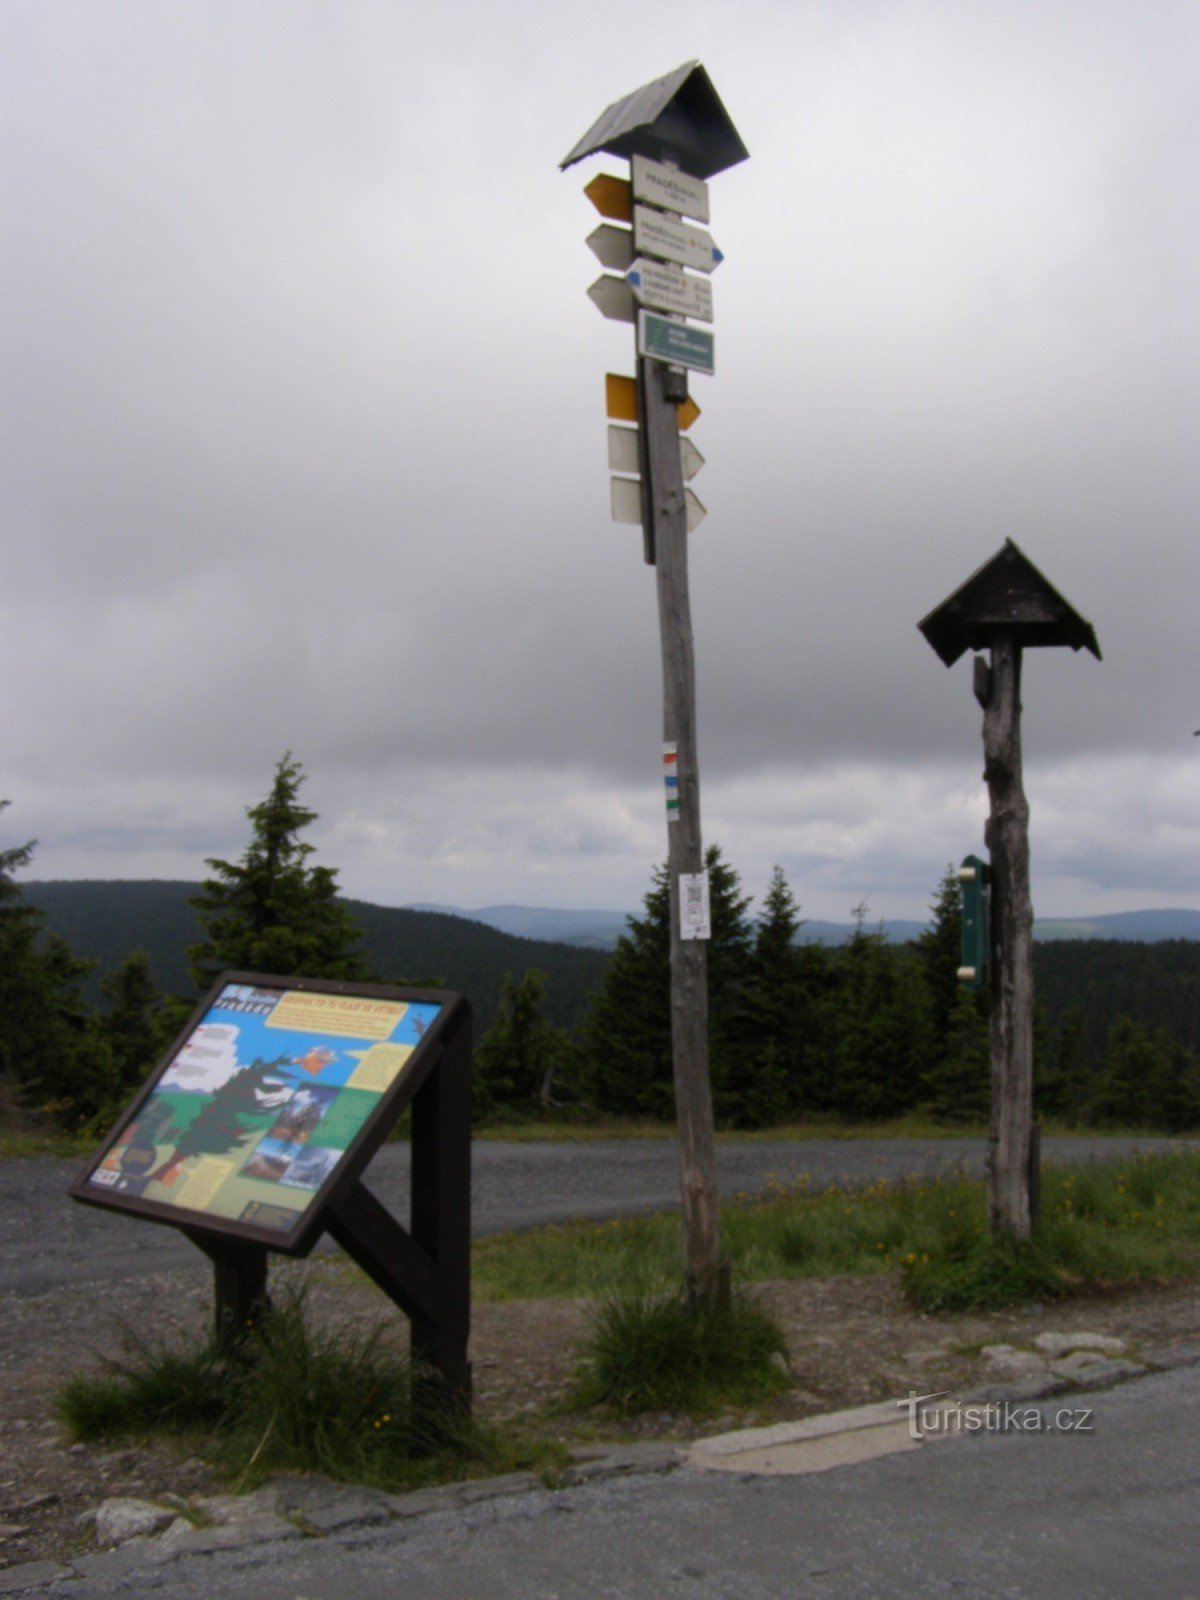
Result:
[641, 352, 724, 1307]
[562, 63, 748, 1309]
[919, 539, 1100, 1244]
[979, 634, 1035, 1239]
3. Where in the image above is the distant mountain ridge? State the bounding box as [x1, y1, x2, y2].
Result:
[18, 883, 1200, 1065]
[20, 881, 609, 1032]
[409, 901, 1200, 950]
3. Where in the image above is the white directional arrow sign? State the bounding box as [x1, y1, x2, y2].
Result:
[627, 258, 713, 323]
[679, 436, 706, 481]
[611, 471, 706, 531]
[607, 425, 640, 475]
[608, 424, 704, 482]
[587, 275, 636, 323]
[633, 205, 723, 273]
[586, 224, 634, 271]
[631, 154, 710, 223]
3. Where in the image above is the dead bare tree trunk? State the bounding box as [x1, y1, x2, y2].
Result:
[981, 632, 1035, 1240]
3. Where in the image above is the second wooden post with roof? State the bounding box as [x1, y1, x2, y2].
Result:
[920, 540, 1100, 1239]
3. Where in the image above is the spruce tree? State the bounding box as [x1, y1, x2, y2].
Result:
[581, 845, 753, 1123]
[730, 866, 804, 1127]
[916, 866, 967, 1046]
[924, 989, 990, 1123]
[189, 755, 370, 988]
[0, 803, 95, 1123]
[829, 907, 933, 1120]
[472, 968, 580, 1120]
[582, 864, 673, 1119]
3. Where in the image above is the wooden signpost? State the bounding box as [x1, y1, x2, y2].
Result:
[919, 541, 1100, 1239]
[563, 63, 747, 1307]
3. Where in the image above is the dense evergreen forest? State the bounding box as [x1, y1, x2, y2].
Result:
[20, 880, 609, 1033]
[3, 764, 1198, 1135]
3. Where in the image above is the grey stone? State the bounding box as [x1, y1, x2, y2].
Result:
[1059, 1357, 1147, 1391]
[156, 1513, 301, 1554]
[561, 1444, 681, 1485]
[1148, 1340, 1200, 1371]
[93, 1496, 177, 1546]
[189, 1486, 281, 1525]
[448, 1472, 544, 1505]
[1034, 1331, 1128, 1358]
[67, 1542, 178, 1580]
[301, 1497, 395, 1534]
[969, 1375, 1071, 1404]
[0, 1559, 74, 1594]
[980, 1348, 1049, 1380]
[378, 1487, 459, 1520]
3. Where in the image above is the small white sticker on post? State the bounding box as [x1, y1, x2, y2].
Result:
[680, 871, 711, 940]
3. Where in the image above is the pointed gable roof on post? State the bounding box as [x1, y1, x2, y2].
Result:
[560, 60, 749, 180]
[918, 538, 1102, 667]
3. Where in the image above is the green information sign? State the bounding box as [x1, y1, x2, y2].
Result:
[637, 309, 715, 376]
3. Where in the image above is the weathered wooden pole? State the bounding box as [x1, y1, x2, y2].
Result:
[562, 64, 748, 1307]
[641, 350, 724, 1305]
[978, 633, 1036, 1238]
[919, 540, 1100, 1242]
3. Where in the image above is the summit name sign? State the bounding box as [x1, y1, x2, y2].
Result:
[638, 310, 714, 376]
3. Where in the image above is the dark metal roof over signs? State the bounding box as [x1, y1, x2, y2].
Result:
[560, 60, 749, 180]
[918, 539, 1102, 667]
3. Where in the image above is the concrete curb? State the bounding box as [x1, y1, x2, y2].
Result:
[4, 1348, 1197, 1593]
[0, 1443, 683, 1594]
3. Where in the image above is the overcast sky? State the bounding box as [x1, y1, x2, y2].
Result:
[3, 0, 1197, 924]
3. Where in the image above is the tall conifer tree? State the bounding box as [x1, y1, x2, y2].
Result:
[189, 756, 370, 987]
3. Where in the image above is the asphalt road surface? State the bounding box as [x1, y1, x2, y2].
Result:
[28, 1362, 1200, 1599]
[2, 1135, 1188, 1296]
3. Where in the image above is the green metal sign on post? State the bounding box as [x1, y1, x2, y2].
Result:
[637, 309, 714, 375]
[957, 855, 990, 991]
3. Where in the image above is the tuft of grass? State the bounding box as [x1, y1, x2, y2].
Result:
[570, 1285, 790, 1417]
[56, 1288, 561, 1492]
[899, 1235, 1065, 1312]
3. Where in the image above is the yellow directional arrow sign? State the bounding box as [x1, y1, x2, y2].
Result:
[605, 373, 639, 423]
[605, 374, 701, 431]
[584, 173, 633, 222]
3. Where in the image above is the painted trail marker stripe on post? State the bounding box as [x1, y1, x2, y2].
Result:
[663, 743, 679, 819]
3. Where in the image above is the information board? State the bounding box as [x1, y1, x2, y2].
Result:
[71, 974, 455, 1255]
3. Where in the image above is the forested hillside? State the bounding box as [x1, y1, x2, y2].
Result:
[1032, 939, 1200, 1059]
[21, 880, 608, 1032]
[16, 874, 1200, 1134]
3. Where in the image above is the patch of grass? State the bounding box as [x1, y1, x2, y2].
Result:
[899, 1236, 1065, 1312]
[474, 1150, 1200, 1312]
[56, 1289, 564, 1492]
[0, 1126, 98, 1160]
[570, 1286, 790, 1417]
